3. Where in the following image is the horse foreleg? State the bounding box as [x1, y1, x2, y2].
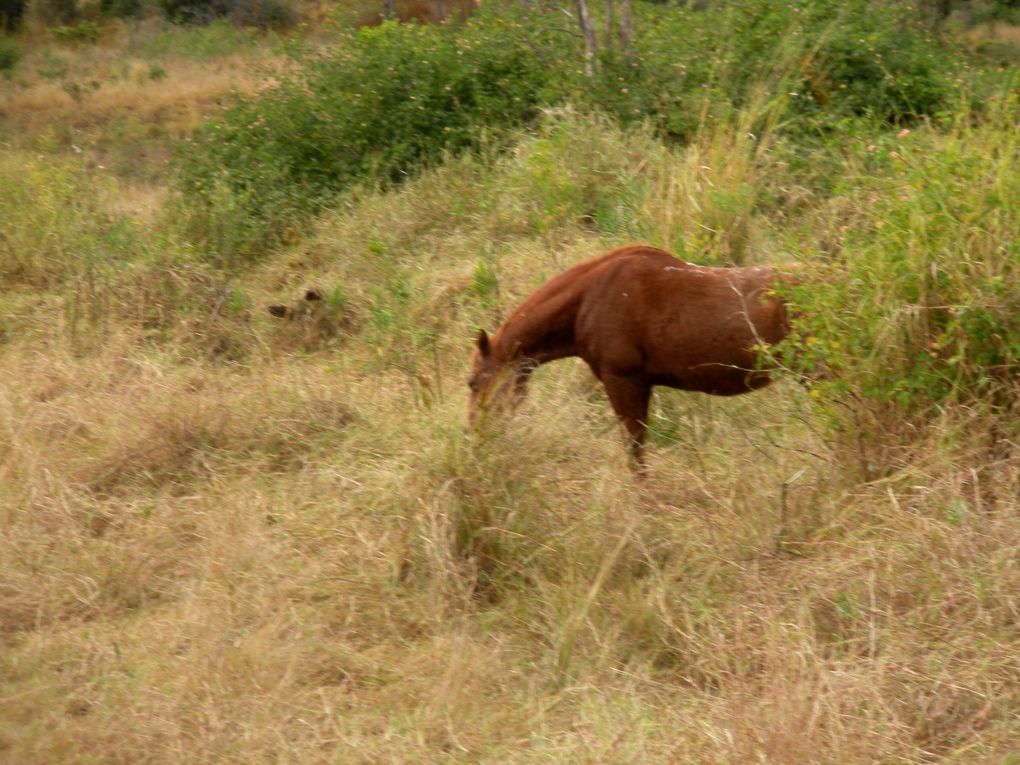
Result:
[601, 374, 651, 473]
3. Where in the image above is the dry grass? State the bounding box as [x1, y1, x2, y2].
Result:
[2, 60, 260, 133]
[3, 316, 1018, 763]
[0, 19, 287, 185]
[2, 30, 1020, 764]
[964, 21, 1020, 46]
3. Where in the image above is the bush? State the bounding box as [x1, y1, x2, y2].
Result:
[160, 0, 297, 28]
[228, 0, 296, 29]
[177, 1, 961, 258]
[588, 0, 956, 140]
[962, 0, 1020, 24]
[782, 98, 1020, 430]
[178, 15, 551, 257]
[793, 1, 952, 124]
[0, 34, 19, 71]
[99, 0, 143, 19]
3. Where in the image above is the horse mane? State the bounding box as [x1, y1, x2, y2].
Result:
[492, 246, 672, 360]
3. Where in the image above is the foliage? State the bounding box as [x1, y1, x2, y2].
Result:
[780, 96, 1020, 430]
[961, 0, 1020, 24]
[177, 1, 964, 259]
[99, 0, 143, 20]
[159, 0, 298, 28]
[0, 34, 20, 71]
[791, 0, 952, 124]
[178, 14, 551, 258]
[226, 0, 297, 29]
[587, 0, 956, 140]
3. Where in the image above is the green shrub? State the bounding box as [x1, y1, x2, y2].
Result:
[99, 0, 143, 19]
[160, 0, 297, 28]
[792, 0, 952, 125]
[963, 0, 1020, 24]
[782, 98, 1020, 428]
[178, 15, 551, 257]
[177, 1, 961, 259]
[0, 34, 19, 71]
[228, 0, 296, 29]
[588, 0, 956, 140]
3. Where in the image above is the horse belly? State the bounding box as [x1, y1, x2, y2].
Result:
[644, 329, 770, 396]
[574, 267, 781, 396]
[671, 366, 771, 395]
[647, 360, 769, 395]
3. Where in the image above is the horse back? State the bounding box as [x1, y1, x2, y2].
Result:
[494, 246, 669, 359]
[574, 250, 787, 394]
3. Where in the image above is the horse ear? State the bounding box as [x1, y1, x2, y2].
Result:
[476, 329, 491, 356]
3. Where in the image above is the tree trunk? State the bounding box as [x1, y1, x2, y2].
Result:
[384, 0, 396, 20]
[574, 0, 598, 77]
[618, 0, 632, 52]
[604, 0, 614, 51]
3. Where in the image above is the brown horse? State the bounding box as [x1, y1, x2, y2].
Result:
[468, 245, 793, 468]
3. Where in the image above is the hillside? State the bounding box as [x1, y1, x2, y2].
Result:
[2, 3, 1019, 763]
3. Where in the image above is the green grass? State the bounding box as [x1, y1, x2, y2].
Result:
[124, 19, 278, 60]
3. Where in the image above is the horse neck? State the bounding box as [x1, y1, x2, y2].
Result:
[491, 249, 647, 367]
[493, 284, 583, 367]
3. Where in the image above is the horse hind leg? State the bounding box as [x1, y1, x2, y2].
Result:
[601, 374, 652, 474]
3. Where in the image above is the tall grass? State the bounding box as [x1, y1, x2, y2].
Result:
[0, 151, 117, 288]
[2, 78, 1020, 765]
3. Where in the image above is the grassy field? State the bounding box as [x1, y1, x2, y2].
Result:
[2, 9, 1020, 764]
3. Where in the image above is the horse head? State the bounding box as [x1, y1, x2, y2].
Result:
[467, 329, 532, 424]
